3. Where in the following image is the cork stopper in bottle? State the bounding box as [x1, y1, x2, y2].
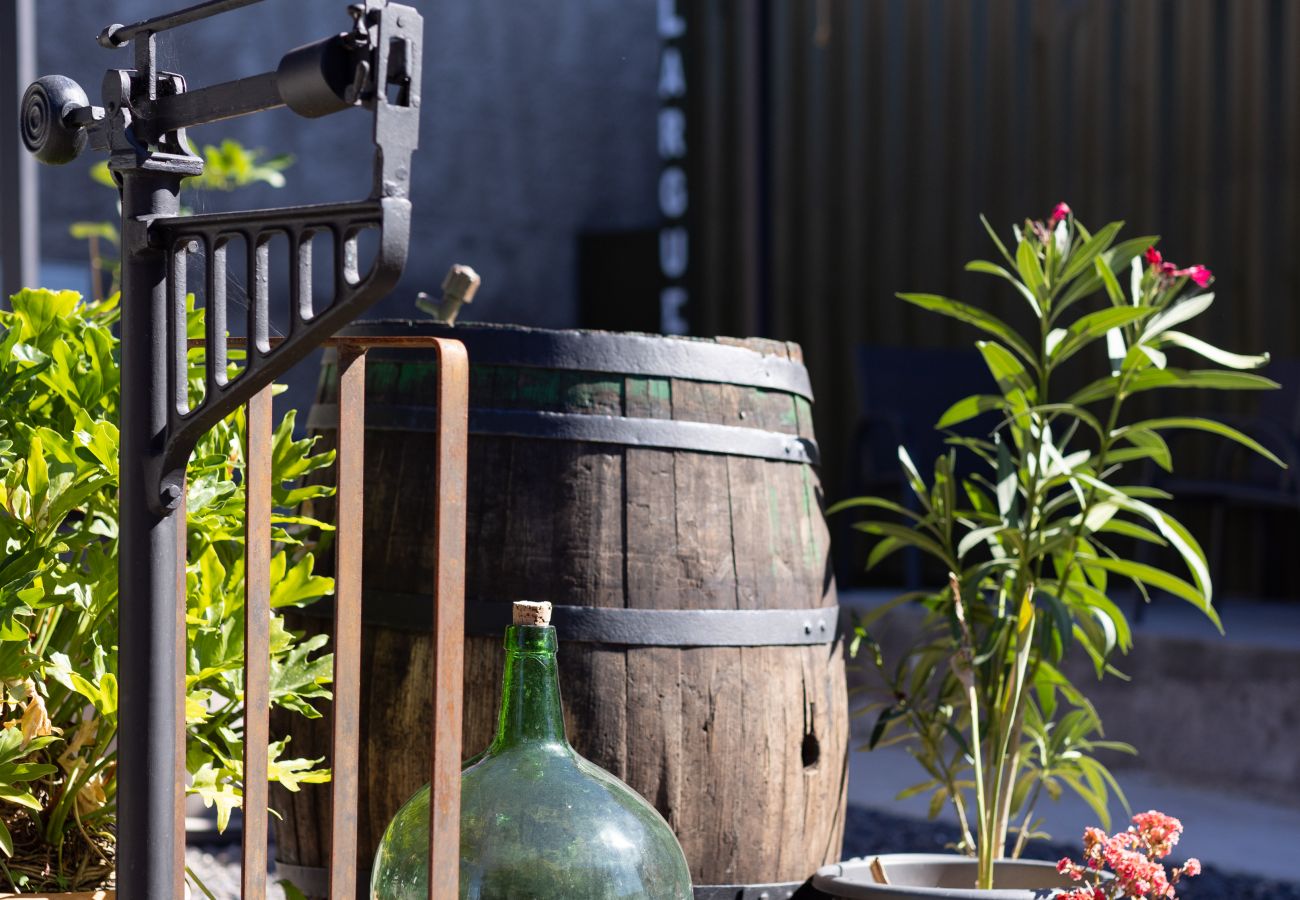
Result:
[512, 601, 552, 627]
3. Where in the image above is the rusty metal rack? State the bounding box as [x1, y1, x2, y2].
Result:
[20, 1, 466, 897]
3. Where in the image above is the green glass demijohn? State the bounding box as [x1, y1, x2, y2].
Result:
[371, 601, 693, 899]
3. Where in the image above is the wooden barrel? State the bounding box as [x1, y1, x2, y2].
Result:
[271, 322, 848, 896]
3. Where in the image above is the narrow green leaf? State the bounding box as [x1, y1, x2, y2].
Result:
[1157, 331, 1271, 370]
[936, 394, 1008, 429]
[1060, 221, 1123, 283]
[897, 445, 931, 510]
[1055, 235, 1159, 314]
[1050, 306, 1156, 367]
[1141, 293, 1215, 341]
[1015, 236, 1046, 310]
[977, 340, 1035, 399]
[965, 260, 1043, 311]
[897, 293, 1037, 366]
[980, 213, 1016, 267]
[826, 495, 924, 520]
[1121, 417, 1286, 468]
[1068, 368, 1280, 406]
[854, 521, 952, 567]
[1081, 557, 1220, 632]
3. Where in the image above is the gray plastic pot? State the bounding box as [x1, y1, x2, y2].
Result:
[813, 854, 1080, 899]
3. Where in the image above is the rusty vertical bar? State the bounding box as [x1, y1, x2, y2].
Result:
[330, 346, 366, 900]
[428, 338, 468, 900]
[175, 481, 189, 900]
[242, 385, 274, 898]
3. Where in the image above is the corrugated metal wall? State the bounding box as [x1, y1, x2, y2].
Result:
[690, 0, 1299, 509]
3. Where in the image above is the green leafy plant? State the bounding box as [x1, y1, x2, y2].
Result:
[0, 288, 333, 892]
[834, 204, 1282, 890]
[72, 139, 294, 300]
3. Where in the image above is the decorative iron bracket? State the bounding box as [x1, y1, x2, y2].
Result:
[22, 0, 423, 512]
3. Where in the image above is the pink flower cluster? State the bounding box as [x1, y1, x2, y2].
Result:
[1055, 811, 1201, 899]
[1144, 246, 1212, 288]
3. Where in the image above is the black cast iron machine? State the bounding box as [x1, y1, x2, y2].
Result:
[19, 1, 431, 896]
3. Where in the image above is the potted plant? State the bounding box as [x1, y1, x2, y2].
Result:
[820, 205, 1281, 896]
[0, 287, 335, 894]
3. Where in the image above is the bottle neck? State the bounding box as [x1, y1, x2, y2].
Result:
[491, 624, 568, 750]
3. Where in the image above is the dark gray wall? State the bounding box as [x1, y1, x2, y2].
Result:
[36, 0, 660, 329]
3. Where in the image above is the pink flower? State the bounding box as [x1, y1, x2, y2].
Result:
[1132, 810, 1183, 859]
[1144, 246, 1164, 267]
[1176, 265, 1213, 287]
[1050, 202, 1072, 225]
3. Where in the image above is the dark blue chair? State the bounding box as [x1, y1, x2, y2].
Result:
[839, 345, 998, 589]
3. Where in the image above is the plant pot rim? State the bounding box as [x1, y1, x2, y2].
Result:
[814, 853, 1077, 899]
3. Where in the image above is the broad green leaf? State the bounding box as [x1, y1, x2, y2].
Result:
[1157, 331, 1270, 370]
[188, 762, 242, 833]
[269, 552, 334, 609]
[897, 293, 1037, 366]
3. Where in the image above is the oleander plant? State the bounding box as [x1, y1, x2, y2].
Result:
[835, 204, 1282, 890]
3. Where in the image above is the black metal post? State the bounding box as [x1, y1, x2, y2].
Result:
[1, 0, 39, 303]
[20, 3, 424, 893]
[116, 169, 186, 898]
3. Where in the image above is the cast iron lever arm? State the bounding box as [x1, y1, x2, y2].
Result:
[152, 195, 412, 498]
[98, 0, 269, 46]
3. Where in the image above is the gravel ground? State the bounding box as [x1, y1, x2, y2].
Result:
[842, 806, 1300, 900]
[185, 844, 286, 900]
[182, 805, 1300, 899]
